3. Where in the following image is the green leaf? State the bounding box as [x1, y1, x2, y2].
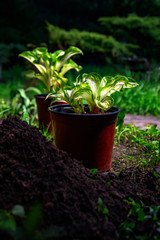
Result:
[19, 51, 37, 64]
[23, 204, 41, 235]
[25, 70, 36, 79]
[97, 197, 103, 213]
[96, 96, 114, 112]
[83, 72, 102, 98]
[0, 210, 16, 232]
[56, 46, 83, 71]
[18, 89, 30, 107]
[60, 59, 82, 76]
[33, 47, 48, 55]
[120, 220, 135, 232]
[137, 208, 145, 221]
[97, 197, 109, 217]
[90, 168, 98, 173]
[22, 107, 30, 123]
[33, 63, 47, 75]
[100, 75, 138, 98]
[153, 171, 160, 178]
[25, 87, 42, 95]
[11, 205, 25, 217]
[71, 84, 92, 102]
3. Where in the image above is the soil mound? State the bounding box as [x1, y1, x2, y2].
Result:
[0, 116, 160, 239]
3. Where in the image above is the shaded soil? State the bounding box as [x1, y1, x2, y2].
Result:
[0, 116, 160, 239]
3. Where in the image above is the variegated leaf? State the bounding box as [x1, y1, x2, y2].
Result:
[33, 47, 48, 55]
[60, 59, 82, 76]
[56, 46, 83, 71]
[100, 75, 138, 99]
[83, 72, 101, 98]
[71, 84, 93, 106]
[96, 96, 114, 112]
[19, 51, 37, 64]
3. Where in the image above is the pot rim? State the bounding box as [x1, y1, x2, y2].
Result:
[49, 104, 121, 117]
[34, 93, 48, 98]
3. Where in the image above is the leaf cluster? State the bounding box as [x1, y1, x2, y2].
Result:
[0, 204, 60, 240]
[49, 72, 138, 114]
[19, 46, 83, 93]
[119, 198, 160, 239]
[0, 87, 40, 124]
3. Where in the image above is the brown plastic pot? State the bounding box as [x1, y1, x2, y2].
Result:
[35, 94, 53, 132]
[35, 94, 66, 133]
[49, 104, 120, 171]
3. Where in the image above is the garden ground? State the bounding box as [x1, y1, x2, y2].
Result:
[0, 116, 160, 239]
[124, 114, 160, 130]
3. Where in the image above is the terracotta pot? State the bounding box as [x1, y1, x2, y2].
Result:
[49, 104, 120, 171]
[35, 94, 66, 133]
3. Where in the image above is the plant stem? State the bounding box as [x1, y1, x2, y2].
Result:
[91, 106, 100, 114]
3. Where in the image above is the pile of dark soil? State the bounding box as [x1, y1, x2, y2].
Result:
[0, 116, 160, 239]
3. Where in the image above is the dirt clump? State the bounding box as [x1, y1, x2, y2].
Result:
[0, 116, 160, 240]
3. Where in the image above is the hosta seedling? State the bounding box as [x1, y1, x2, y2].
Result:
[49, 72, 138, 114]
[19, 46, 83, 93]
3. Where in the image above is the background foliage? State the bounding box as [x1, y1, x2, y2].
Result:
[99, 14, 160, 60]
[46, 23, 137, 63]
[1, 0, 160, 65]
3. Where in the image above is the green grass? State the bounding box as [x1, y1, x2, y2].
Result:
[113, 80, 160, 116]
[113, 121, 160, 172]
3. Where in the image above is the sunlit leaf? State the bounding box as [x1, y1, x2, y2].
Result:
[100, 75, 138, 98]
[33, 47, 48, 55]
[56, 46, 83, 71]
[19, 51, 37, 64]
[96, 96, 114, 111]
[60, 59, 82, 76]
[83, 72, 101, 98]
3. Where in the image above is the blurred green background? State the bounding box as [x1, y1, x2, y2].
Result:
[1, 0, 160, 65]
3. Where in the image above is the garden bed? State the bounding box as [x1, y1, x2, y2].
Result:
[0, 116, 160, 239]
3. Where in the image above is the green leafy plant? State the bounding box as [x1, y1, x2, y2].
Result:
[97, 197, 109, 221]
[0, 204, 62, 240]
[124, 198, 146, 222]
[0, 87, 40, 124]
[49, 72, 138, 114]
[19, 46, 83, 93]
[119, 198, 160, 239]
